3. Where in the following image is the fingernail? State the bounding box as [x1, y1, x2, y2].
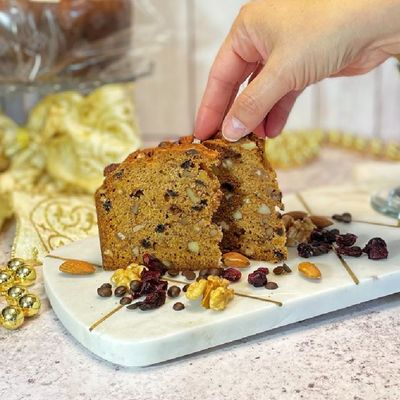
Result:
[222, 117, 249, 142]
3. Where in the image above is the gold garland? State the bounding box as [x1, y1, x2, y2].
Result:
[266, 129, 400, 169]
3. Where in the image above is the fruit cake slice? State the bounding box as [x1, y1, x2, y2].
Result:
[95, 143, 223, 271]
[202, 134, 287, 262]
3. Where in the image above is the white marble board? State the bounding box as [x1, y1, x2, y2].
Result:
[42, 186, 400, 367]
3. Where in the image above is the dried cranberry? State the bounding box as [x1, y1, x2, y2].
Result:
[248, 271, 267, 287]
[312, 243, 331, 256]
[368, 246, 389, 260]
[363, 238, 388, 260]
[309, 229, 338, 244]
[139, 290, 166, 311]
[142, 253, 167, 275]
[336, 233, 358, 247]
[336, 246, 363, 257]
[140, 269, 161, 282]
[222, 268, 242, 282]
[256, 267, 269, 275]
[297, 243, 314, 258]
[138, 281, 157, 296]
[363, 238, 387, 253]
[155, 280, 168, 291]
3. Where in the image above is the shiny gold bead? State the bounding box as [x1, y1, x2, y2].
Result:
[6, 258, 25, 272]
[0, 270, 15, 293]
[14, 266, 36, 287]
[18, 294, 41, 317]
[0, 305, 24, 330]
[6, 285, 28, 305]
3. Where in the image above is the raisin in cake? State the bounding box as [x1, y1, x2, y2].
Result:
[95, 143, 223, 271]
[202, 134, 287, 262]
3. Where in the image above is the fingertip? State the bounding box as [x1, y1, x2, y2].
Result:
[221, 115, 250, 142]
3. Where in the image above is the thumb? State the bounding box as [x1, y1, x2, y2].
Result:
[222, 58, 291, 142]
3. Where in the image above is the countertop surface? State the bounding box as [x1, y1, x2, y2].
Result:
[1, 147, 399, 400]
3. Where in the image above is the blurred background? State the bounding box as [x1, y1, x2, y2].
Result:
[136, 0, 400, 145]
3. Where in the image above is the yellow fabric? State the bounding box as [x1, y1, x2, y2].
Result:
[0, 84, 141, 257]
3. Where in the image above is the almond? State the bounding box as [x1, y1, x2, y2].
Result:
[298, 262, 321, 280]
[59, 260, 96, 275]
[284, 211, 308, 220]
[309, 215, 333, 229]
[222, 252, 250, 268]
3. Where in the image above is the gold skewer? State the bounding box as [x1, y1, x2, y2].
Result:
[89, 305, 124, 332]
[332, 249, 360, 285]
[45, 254, 102, 268]
[295, 192, 312, 214]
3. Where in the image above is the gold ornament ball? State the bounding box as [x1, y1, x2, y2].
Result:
[14, 266, 36, 287]
[6, 258, 25, 272]
[6, 285, 28, 305]
[0, 305, 24, 330]
[0, 270, 15, 293]
[19, 294, 41, 317]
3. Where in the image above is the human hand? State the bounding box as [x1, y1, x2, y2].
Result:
[194, 0, 400, 141]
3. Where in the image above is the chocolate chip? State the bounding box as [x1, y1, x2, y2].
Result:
[103, 199, 112, 212]
[167, 285, 181, 298]
[120, 296, 133, 305]
[114, 286, 127, 297]
[155, 224, 166, 233]
[97, 286, 112, 297]
[221, 182, 235, 192]
[265, 282, 278, 290]
[198, 269, 209, 279]
[141, 238, 152, 248]
[130, 189, 144, 198]
[282, 263, 292, 273]
[114, 169, 124, 179]
[126, 302, 140, 310]
[169, 204, 182, 214]
[208, 268, 223, 276]
[332, 212, 352, 223]
[100, 283, 112, 289]
[273, 266, 285, 275]
[173, 302, 185, 311]
[167, 269, 179, 277]
[182, 284, 190, 292]
[129, 280, 142, 293]
[274, 251, 285, 261]
[195, 179, 205, 186]
[182, 270, 196, 281]
[180, 160, 194, 169]
[165, 189, 179, 198]
[192, 200, 208, 211]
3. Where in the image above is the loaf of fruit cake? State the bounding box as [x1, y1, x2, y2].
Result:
[202, 134, 287, 262]
[95, 143, 223, 271]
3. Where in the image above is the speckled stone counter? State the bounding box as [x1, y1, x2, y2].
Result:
[1, 148, 399, 400]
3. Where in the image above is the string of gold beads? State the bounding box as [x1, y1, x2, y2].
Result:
[265, 129, 400, 169]
[0, 258, 41, 330]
